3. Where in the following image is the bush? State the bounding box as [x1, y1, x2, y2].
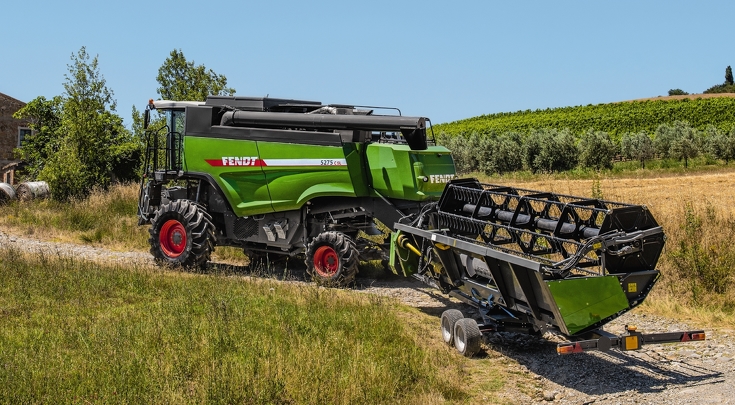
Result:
[524, 128, 578, 173]
[38, 142, 89, 202]
[669, 204, 735, 303]
[704, 125, 735, 163]
[438, 131, 493, 174]
[621, 131, 654, 168]
[578, 129, 616, 170]
[491, 133, 523, 174]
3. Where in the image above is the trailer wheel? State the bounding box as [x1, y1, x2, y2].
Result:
[149, 200, 215, 268]
[305, 231, 359, 287]
[454, 318, 482, 357]
[441, 309, 465, 345]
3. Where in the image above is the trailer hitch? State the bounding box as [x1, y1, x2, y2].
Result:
[556, 325, 706, 355]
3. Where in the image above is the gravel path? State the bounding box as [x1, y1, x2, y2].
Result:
[358, 276, 733, 404]
[1, 230, 732, 404]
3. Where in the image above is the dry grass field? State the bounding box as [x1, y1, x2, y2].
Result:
[512, 169, 735, 218]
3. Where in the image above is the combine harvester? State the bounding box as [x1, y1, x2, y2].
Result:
[137, 95, 704, 357]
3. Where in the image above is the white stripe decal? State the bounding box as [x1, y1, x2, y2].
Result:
[262, 158, 347, 166]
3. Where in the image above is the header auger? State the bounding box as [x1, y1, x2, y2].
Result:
[138, 95, 703, 356]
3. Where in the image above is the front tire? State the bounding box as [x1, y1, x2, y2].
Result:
[149, 200, 215, 268]
[305, 231, 359, 287]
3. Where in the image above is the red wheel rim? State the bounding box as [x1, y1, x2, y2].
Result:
[313, 245, 339, 277]
[159, 219, 187, 258]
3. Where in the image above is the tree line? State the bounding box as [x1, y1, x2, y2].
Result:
[438, 121, 735, 175]
[670, 65, 735, 95]
[13, 47, 234, 201]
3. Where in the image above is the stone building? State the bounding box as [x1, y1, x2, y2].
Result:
[0, 92, 27, 184]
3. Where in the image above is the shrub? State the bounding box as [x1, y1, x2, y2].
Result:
[524, 128, 578, 173]
[621, 131, 655, 168]
[578, 129, 616, 170]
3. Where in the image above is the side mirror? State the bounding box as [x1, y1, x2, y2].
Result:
[143, 108, 150, 129]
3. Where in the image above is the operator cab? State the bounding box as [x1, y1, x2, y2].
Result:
[144, 99, 205, 179]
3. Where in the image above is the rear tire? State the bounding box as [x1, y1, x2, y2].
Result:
[149, 200, 215, 268]
[454, 318, 482, 357]
[305, 231, 359, 287]
[441, 309, 465, 345]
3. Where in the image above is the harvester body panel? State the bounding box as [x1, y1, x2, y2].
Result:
[546, 276, 630, 335]
[184, 136, 274, 215]
[366, 144, 454, 200]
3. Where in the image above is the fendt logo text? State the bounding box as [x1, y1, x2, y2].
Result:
[221, 156, 259, 166]
[205, 156, 264, 167]
[430, 174, 455, 184]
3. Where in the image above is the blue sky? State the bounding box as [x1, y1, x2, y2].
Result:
[2, 1, 733, 127]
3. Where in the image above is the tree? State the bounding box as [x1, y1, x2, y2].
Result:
[668, 122, 700, 168]
[704, 65, 735, 93]
[524, 128, 578, 173]
[156, 49, 236, 101]
[491, 132, 523, 174]
[621, 131, 654, 169]
[653, 122, 678, 158]
[705, 125, 735, 164]
[439, 131, 493, 174]
[668, 89, 688, 96]
[578, 129, 616, 170]
[12, 96, 64, 179]
[34, 47, 137, 200]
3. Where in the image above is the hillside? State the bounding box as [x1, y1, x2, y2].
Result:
[624, 92, 735, 102]
[433, 93, 735, 140]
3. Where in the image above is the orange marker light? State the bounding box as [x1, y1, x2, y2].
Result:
[691, 332, 706, 341]
[557, 345, 575, 355]
[557, 342, 583, 355]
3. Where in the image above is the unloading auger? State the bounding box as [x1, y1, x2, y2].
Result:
[389, 179, 705, 356]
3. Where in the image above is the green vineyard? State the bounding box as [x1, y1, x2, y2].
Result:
[433, 96, 735, 140]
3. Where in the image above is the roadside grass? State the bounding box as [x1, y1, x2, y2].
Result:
[0, 183, 148, 251]
[0, 248, 518, 404]
[0, 183, 249, 265]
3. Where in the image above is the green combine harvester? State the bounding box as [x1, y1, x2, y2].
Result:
[138, 95, 704, 356]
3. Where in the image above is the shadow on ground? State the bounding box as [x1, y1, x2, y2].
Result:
[480, 330, 723, 396]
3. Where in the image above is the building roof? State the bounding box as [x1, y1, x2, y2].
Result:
[0, 92, 25, 104]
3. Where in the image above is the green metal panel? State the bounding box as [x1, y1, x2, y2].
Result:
[184, 133, 455, 217]
[185, 136, 364, 216]
[257, 141, 357, 212]
[546, 276, 630, 335]
[184, 136, 273, 216]
[366, 144, 455, 201]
